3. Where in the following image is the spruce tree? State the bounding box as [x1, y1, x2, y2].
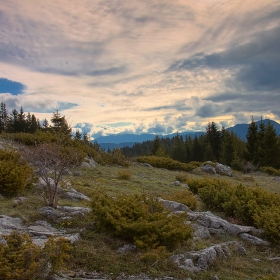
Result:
[171, 133, 186, 162]
[220, 131, 235, 166]
[245, 117, 258, 163]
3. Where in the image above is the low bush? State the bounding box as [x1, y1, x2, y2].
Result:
[137, 156, 198, 172]
[91, 192, 193, 250]
[175, 173, 188, 183]
[0, 231, 71, 280]
[0, 150, 33, 197]
[162, 190, 198, 211]
[187, 178, 280, 244]
[117, 170, 132, 180]
[259, 166, 280, 176]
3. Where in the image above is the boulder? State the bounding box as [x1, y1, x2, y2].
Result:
[171, 241, 239, 272]
[201, 165, 216, 174]
[81, 157, 98, 168]
[187, 211, 260, 236]
[215, 163, 233, 177]
[159, 198, 189, 212]
[63, 188, 90, 202]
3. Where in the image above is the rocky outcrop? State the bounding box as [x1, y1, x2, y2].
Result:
[159, 198, 189, 212]
[201, 164, 216, 174]
[200, 163, 233, 177]
[63, 188, 90, 202]
[215, 163, 233, 177]
[39, 206, 91, 220]
[0, 215, 80, 246]
[171, 241, 240, 273]
[81, 157, 98, 168]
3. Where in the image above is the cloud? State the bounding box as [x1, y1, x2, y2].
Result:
[0, 0, 279, 135]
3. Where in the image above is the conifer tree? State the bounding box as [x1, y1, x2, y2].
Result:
[262, 121, 280, 168]
[220, 130, 235, 166]
[0, 102, 9, 132]
[245, 116, 258, 163]
[172, 133, 186, 162]
[206, 122, 222, 161]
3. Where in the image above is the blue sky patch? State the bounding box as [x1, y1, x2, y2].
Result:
[0, 78, 26, 95]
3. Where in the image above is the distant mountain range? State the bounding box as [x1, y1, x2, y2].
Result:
[95, 119, 280, 150]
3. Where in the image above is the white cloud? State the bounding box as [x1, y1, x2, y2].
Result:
[0, 0, 279, 136]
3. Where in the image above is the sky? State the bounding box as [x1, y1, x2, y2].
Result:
[0, 0, 279, 139]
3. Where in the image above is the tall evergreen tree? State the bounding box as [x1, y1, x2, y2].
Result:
[171, 133, 186, 162]
[220, 131, 235, 166]
[50, 110, 71, 136]
[0, 102, 9, 132]
[206, 122, 222, 161]
[262, 121, 280, 168]
[245, 117, 258, 163]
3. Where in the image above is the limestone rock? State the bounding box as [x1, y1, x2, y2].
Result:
[187, 211, 259, 236]
[171, 241, 239, 272]
[81, 157, 98, 168]
[215, 163, 233, 177]
[63, 188, 90, 202]
[201, 165, 216, 174]
[159, 198, 189, 212]
[239, 233, 270, 246]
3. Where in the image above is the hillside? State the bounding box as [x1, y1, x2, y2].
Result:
[1, 137, 280, 280]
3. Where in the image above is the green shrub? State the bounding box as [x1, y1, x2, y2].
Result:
[137, 156, 198, 172]
[117, 170, 132, 180]
[91, 192, 192, 250]
[187, 178, 280, 244]
[259, 166, 280, 176]
[175, 173, 188, 183]
[163, 190, 198, 211]
[0, 231, 71, 279]
[0, 150, 33, 197]
[254, 206, 280, 244]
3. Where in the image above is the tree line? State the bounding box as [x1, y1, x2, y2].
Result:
[122, 119, 280, 169]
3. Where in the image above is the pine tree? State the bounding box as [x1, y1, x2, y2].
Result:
[220, 131, 235, 166]
[245, 116, 258, 163]
[50, 110, 71, 136]
[262, 121, 280, 168]
[206, 122, 222, 161]
[172, 133, 186, 162]
[0, 102, 9, 132]
[74, 130, 82, 140]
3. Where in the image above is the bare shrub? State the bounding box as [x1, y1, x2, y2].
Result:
[24, 143, 85, 208]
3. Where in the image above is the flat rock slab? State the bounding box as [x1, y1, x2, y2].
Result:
[0, 215, 79, 246]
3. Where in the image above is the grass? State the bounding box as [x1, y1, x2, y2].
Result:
[1, 159, 280, 279]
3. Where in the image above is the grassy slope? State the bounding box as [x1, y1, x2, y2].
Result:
[1, 163, 280, 279]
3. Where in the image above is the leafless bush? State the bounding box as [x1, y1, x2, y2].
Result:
[24, 143, 84, 208]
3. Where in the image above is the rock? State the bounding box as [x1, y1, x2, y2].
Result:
[159, 198, 189, 212]
[13, 197, 27, 204]
[0, 215, 80, 247]
[215, 163, 233, 177]
[201, 165, 216, 174]
[171, 241, 239, 272]
[141, 163, 153, 168]
[57, 206, 91, 214]
[74, 171, 82, 176]
[187, 211, 260, 237]
[39, 206, 63, 219]
[172, 181, 180, 186]
[117, 244, 137, 253]
[239, 233, 270, 246]
[191, 224, 211, 240]
[63, 188, 90, 202]
[0, 215, 23, 234]
[81, 157, 98, 168]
